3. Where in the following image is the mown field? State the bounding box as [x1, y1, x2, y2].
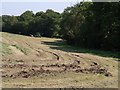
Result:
[0, 32, 119, 88]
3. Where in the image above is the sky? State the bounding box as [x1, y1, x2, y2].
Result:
[1, 0, 119, 16]
[1, 0, 83, 16]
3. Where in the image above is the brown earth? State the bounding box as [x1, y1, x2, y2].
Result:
[0, 32, 118, 88]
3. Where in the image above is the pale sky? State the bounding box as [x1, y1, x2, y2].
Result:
[1, 0, 119, 16]
[1, 0, 83, 16]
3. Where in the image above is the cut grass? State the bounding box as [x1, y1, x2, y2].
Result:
[0, 42, 12, 56]
[43, 40, 120, 59]
[12, 45, 28, 55]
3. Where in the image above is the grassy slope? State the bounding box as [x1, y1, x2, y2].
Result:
[1, 32, 119, 59]
[1, 32, 119, 88]
[1, 32, 29, 55]
[42, 39, 120, 59]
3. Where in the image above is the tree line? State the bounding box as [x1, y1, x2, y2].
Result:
[2, 9, 61, 37]
[2, 2, 120, 51]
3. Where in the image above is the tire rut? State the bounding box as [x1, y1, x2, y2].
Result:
[25, 42, 60, 61]
[38, 48, 60, 61]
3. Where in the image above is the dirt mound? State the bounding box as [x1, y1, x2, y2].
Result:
[3, 60, 112, 78]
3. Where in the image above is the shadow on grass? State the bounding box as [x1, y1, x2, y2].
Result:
[41, 40, 120, 59]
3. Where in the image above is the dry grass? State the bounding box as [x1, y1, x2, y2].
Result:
[1, 32, 118, 88]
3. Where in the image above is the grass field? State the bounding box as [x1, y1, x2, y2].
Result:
[1, 32, 119, 88]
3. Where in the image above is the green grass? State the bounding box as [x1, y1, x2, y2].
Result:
[43, 40, 120, 59]
[12, 45, 28, 55]
[0, 42, 12, 56]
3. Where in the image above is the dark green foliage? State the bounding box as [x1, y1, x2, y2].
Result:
[29, 9, 61, 37]
[2, 15, 18, 33]
[2, 10, 35, 35]
[60, 2, 120, 51]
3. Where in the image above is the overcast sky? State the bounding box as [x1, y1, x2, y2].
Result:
[1, 0, 84, 16]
